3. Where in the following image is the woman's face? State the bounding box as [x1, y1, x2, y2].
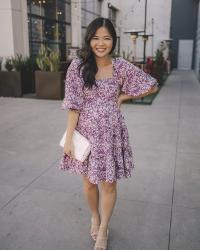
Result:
[90, 26, 113, 58]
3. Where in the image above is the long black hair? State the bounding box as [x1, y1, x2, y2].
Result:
[78, 17, 117, 89]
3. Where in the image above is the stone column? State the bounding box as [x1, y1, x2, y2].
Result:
[71, 0, 82, 48]
[0, 0, 29, 58]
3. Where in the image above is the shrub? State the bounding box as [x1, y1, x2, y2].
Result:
[0, 57, 3, 71]
[11, 54, 26, 72]
[48, 50, 60, 72]
[36, 45, 60, 72]
[36, 45, 49, 71]
[5, 57, 13, 71]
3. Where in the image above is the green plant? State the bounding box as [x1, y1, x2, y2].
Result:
[122, 48, 133, 61]
[0, 57, 3, 71]
[11, 54, 26, 71]
[24, 56, 38, 72]
[5, 57, 13, 71]
[154, 49, 164, 66]
[36, 45, 61, 72]
[7, 54, 37, 72]
[153, 49, 165, 85]
[48, 50, 60, 72]
[36, 45, 50, 71]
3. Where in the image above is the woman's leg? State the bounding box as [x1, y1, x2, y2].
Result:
[98, 181, 117, 235]
[83, 176, 101, 236]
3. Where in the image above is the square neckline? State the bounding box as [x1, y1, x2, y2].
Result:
[95, 58, 116, 82]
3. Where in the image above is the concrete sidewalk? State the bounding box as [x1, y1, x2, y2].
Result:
[0, 70, 200, 250]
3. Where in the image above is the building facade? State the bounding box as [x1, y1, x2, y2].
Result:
[170, 0, 199, 70]
[0, 0, 172, 62]
[0, 0, 29, 58]
[27, 0, 72, 60]
[117, 0, 172, 61]
[195, 0, 200, 80]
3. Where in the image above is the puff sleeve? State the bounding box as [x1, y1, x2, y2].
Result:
[119, 58, 159, 97]
[61, 58, 84, 111]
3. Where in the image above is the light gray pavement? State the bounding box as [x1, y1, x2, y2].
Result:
[0, 70, 200, 250]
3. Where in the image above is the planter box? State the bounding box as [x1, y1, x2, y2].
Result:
[0, 71, 22, 97]
[35, 71, 65, 100]
[21, 70, 35, 94]
[0, 70, 35, 97]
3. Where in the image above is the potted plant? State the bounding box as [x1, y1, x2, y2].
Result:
[0, 57, 3, 71]
[5, 58, 13, 72]
[0, 57, 22, 97]
[12, 54, 37, 94]
[152, 49, 165, 85]
[35, 45, 65, 100]
[23, 56, 38, 93]
[0, 54, 37, 97]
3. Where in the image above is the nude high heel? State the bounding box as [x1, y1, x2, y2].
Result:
[94, 228, 109, 250]
[90, 217, 100, 241]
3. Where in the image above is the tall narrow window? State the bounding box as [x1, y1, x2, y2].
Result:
[27, 0, 71, 61]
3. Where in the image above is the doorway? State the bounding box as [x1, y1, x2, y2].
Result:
[178, 40, 194, 70]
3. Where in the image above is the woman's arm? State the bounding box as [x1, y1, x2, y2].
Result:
[65, 109, 80, 142]
[63, 109, 80, 159]
[118, 85, 159, 105]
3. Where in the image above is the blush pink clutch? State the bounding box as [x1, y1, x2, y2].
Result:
[59, 129, 91, 162]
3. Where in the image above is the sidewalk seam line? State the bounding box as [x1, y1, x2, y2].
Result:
[0, 158, 60, 211]
[168, 74, 182, 250]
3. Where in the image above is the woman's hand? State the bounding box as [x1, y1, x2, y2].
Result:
[64, 139, 75, 159]
[117, 94, 123, 109]
[151, 85, 159, 94]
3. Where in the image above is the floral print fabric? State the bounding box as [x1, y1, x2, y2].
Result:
[57, 57, 158, 184]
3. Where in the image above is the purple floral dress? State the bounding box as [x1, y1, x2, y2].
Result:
[57, 57, 158, 184]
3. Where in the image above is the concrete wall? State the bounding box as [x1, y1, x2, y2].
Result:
[78, 0, 172, 60]
[0, 0, 29, 59]
[71, 0, 103, 47]
[117, 0, 172, 60]
[0, 0, 172, 63]
[101, 0, 120, 19]
[71, 0, 82, 48]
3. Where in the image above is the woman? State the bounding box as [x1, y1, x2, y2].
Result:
[58, 17, 159, 250]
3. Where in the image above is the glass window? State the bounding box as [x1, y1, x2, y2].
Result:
[65, 5, 71, 23]
[30, 0, 46, 17]
[65, 24, 71, 44]
[31, 42, 43, 56]
[31, 17, 44, 41]
[81, 1, 101, 45]
[57, 0, 66, 22]
[27, 0, 71, 61]
[44, 19, 58, 43]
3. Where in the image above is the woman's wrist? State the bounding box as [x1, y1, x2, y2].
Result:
[65, 130, 74, 143]
[119, 93, 133, 102]
[117, 94, 123, 107]
[119, 94, 124, 102]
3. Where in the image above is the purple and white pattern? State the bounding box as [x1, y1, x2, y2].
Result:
[57, 57, 158, 184]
